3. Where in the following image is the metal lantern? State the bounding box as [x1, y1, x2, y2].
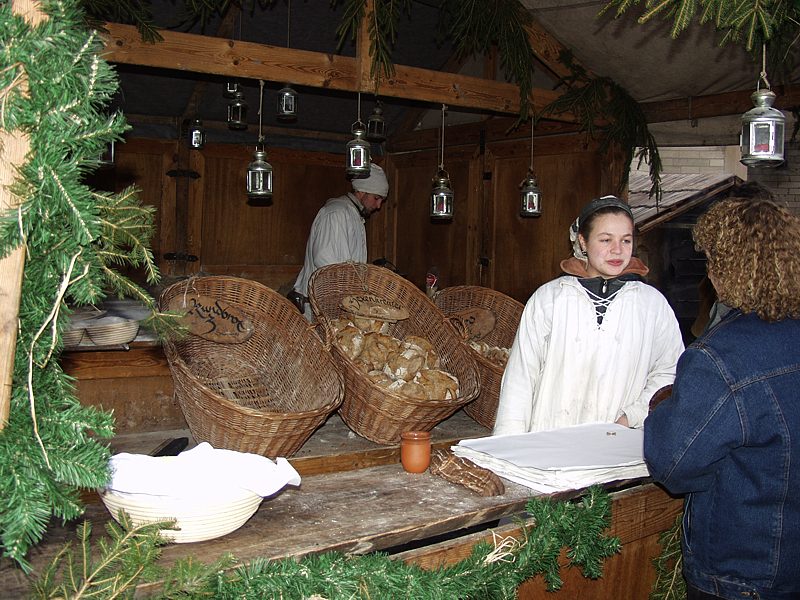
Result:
[366, 100, 386, 143]
[519, 121, 542, 217]
[188, 118, 205, 149]
[277, 85, 298, 121]
[519, 170, 542, 217]
[246, 146, 273, 200]
[430, 104, 453, 219]
[346, 120, 371, 178]
[227, 91, 248, 130]
[223, 81, 240, 98]
[430, 168, 454, 219]
[740, 88, 785, 168]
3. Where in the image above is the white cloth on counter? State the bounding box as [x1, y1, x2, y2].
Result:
[107, 442, 301, 500]
[453, 422, 649, 494]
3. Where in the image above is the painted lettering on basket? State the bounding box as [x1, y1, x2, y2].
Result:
[188, 297, 248, 334]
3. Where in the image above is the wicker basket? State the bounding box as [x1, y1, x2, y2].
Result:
[160, 276, 343, 457]
[434, 286, 524, 429]
[308, 263, 480, 444]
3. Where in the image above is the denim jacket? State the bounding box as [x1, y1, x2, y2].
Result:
[644, 310, 800, 600]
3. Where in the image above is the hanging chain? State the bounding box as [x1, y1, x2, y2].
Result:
[529, 118, 534, 172]
[258, 79, 265, 144]
[439, 103, 447, 171]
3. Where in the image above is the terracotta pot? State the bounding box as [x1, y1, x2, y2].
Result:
[400, 431, 431, 473]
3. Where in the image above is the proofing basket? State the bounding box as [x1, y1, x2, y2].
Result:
[308, 262, 480, 444]
[160, 276, 343, 457]
[434, 286, 523, 429]
[100, 488, 262, 543]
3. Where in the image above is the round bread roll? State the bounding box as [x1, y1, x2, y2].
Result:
[385, 347, 426, 381]
[404, 335, 441, 369]
[359, 332, 401, 370]
[352, 317, 389, 334]
[335, 325, 364, 361]
[415, 368, 460, 400]
[367, 369, 394, 388]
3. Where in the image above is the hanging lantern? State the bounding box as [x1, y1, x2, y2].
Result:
[346, 94, 371, 178]
[188, 118, 205, 149]
[430, 104, 453, 219]
[246, 80, 274, 203]
[519, 121, 542, 217]
[740, 88, 785, 168]
[246, 145, 273, 201]
[366, 100, 386, 143]
[740, 45, 785, 168]
[227, 90, 248, 130]
[223, 81, 240, 98]
[277, 85, 298, 121]
[431, 169, 454, 219]
[346, 120, 371, 178]
[519, 170, 542, 217]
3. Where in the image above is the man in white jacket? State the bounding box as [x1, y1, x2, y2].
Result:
[290, 163, 389, 320]
[493, 196, 684, 435]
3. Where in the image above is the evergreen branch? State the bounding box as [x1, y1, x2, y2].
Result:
[648, 513, 685, 600]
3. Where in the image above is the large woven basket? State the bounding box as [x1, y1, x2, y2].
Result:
[434, 286, 523, 429]
[308, 262, 480, 445]
[160, 276, 343, 457]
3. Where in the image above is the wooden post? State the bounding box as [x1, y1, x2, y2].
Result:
[0, 0, 47, 429]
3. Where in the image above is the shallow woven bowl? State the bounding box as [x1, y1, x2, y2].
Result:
[100, 488, 262, 543]
[85, 316, 140, 345]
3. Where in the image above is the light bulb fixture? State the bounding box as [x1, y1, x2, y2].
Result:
[366, 99, 386, 143]
[346, 92, 371, 178]
[246, 80, 273, 202]
[430, 103, 453, 219]
[227, 90, 248, 130]
[188, 118, 205, 149]
[519, 119, 542, 217]
[223, 81, 240, 98]
[740, 45, 785, 168]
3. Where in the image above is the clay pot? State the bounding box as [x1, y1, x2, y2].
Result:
[400, 431, 431, 473]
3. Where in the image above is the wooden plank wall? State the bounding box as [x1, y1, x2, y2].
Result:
[106, 132, 616, 302]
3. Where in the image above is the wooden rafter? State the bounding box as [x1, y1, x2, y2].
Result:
[100, 23, 566, 118]
[525, 17, 595, 84]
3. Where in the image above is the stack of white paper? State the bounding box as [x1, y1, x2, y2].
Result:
[453, 422, 650, 493]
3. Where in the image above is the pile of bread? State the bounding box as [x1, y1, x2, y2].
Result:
[468, 340, 510, 367]
[331, 317, 460, 400]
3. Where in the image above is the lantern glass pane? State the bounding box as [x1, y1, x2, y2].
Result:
[520, 190, 541, 216]
[280, 93, 295, 113]
[430, 189, 453, 218]
[190, 128, 204, 149]
[228, 100, 248, 130]
[752, 122, 773, 154]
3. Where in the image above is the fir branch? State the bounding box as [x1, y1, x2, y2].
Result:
[649, 513, 686, 600]
[540, 55, 662, 199]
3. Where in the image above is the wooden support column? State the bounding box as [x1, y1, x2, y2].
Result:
[0, 0, 47, 429]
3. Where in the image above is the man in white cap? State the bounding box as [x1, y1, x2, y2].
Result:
[289, 163, 390, 319]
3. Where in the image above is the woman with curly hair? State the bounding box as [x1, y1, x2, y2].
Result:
[644, 197, 800, 600]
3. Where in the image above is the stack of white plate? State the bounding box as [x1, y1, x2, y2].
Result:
[100, 488, 263, 543]
[85, 315, 140, 346]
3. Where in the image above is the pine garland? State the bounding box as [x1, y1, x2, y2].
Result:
[0, 0, 175, 570]
[29, 486, 621, 599]
[649, 513, 686, 600]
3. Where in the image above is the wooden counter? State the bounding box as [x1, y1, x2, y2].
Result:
[11, 344, 683, 598]
[0, 409, 682, 599]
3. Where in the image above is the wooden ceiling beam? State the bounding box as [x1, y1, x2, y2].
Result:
[641, 85, 800, 123]
[525, 17, 595, 84]
[100, 22, 565, 117]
